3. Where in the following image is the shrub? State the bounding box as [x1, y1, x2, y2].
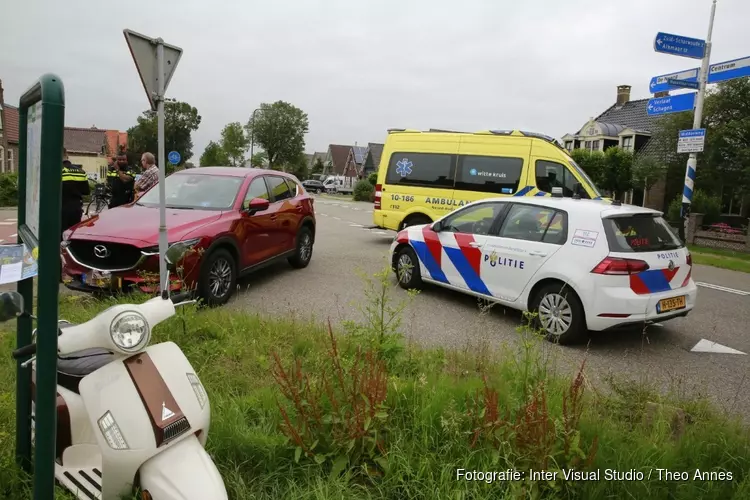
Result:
[353, 179, 374, 201]
[667, 189, 721, 224]
[0, 173, 18, 206]
[367, 172, 378, 186]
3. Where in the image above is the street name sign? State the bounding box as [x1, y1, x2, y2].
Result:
[667, 78, 699, 90]
[654, 32, 706, 59]
[647, 92, 697, 116]
[123, 29, 183, 111]
[677, 128, 706, 153]
[650, 56, 750, 93]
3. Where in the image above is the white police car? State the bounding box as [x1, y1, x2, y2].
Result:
[390, 188, 697, 344]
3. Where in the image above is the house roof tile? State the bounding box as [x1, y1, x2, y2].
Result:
[327, 144, 352, 174]
[3, 104, 19, 144]
[584, 99, 660, 134]
[365, 142, 384, 169]
[64, 127, 107, 155]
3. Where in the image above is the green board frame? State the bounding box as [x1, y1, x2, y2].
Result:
[16, 74, 64, 499]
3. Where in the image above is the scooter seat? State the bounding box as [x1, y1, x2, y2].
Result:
[57, 348, 115, 394]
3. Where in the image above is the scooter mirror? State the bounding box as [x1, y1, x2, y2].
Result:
[0, 292, 24, 322]
[165, 242, 191, 267]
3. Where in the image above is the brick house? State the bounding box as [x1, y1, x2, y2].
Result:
[0, 79, 20, 173]
[64, 127, 127, 180]
[562, 85, 668, 210]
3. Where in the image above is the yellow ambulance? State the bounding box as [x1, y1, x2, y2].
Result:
[372, 129, 605, 231]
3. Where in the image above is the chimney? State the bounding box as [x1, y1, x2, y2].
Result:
[654, 91, 670, 98]
[616, 85, 631, 106]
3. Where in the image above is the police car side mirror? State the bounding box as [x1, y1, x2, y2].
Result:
[432, 221, 443, 232]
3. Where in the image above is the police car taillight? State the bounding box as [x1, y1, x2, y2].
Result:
[374, 184, 382, 209]
[591, 257, 649, 275]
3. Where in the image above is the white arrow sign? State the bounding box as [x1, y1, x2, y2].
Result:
[123, 29, 183, 111]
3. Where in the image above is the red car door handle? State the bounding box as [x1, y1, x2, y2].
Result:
[296, 205, 303, 211]
[270, 215, 278, 221]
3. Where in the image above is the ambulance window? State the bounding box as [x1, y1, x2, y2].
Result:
[455, 155, 523, 195]
[535, 160, 589, 199]
[385, 152, 455, 188]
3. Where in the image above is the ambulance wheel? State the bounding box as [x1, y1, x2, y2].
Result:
[395, 246, 423, 290]
[530, 283, 587, 345]
[400, 214, 432, 230]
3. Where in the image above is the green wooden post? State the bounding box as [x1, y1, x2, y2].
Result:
[16, 74, 65, 500]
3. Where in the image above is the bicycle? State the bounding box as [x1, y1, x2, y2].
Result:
[86, 183, 111, 216]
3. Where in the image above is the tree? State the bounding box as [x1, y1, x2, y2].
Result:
[311, 157, 325, 175]
[570, 148, 606, 185]
[200, 141, 229, 166]
[601, 147, 634, 200]
[245, 101, 309, 167]
[632, 155, 664, 206]
[285, 154, 309, 180]
[127, 100, 201, 168]
[250, 151, 268, 168]
[220, 122, 250, 167]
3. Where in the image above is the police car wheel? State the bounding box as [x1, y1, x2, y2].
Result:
[395, 246, 422, 290]
[531, 283, 587, 345]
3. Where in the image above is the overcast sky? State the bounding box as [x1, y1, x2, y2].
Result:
[2, 0, 749, 161]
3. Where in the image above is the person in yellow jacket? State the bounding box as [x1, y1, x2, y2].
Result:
[61, 150, 90, 239]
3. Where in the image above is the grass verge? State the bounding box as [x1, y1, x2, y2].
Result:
[1, 270, 749, 499]
[689, 244, 750, 273]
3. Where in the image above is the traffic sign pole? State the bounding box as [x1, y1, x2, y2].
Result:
[680, 0, 717, 241]
[156, 39, 169, 296]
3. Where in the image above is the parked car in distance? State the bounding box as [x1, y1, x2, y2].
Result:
[61, 167, 316, 306]
[390, 189, 695, 345]
[302, 179, 325, 193]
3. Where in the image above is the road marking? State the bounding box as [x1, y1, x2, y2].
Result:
[366, 210, 373, 213]
[9, 233, 17, 238]
[696, 282, 750, 296]
[374, 231, 388, 235]
[0, 222, 14, 226]
[350, 223, 363, 227]
[333, 217, 341, 220]
[691, 339, 746, 355]
[5, 218, 17, 222]
[352, 208, 360, 211]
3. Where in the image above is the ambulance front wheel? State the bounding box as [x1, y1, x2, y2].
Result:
[395, 246, 423, 290]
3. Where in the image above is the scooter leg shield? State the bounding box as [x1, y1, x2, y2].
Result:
[139, 435, 227, 499]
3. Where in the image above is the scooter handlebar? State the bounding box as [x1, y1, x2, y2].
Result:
[170, 292, 193, 304]
[12, 343, 37, 359]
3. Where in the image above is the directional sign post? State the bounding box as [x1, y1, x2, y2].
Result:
[666, 78, 699, 90]
[124, 29, 183, 296]
[647, 92, 697, 116]
[677, 129, 706, 154]
[168, 150, 181, 165]
[654, 32, 706, 59]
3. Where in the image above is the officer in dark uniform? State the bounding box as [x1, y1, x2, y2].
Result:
[108, 154, 135, 209]
[61, 151, 90, 239]
[106, 157, 119, 191]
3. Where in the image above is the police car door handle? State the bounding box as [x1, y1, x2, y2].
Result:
[529, 250, 548, 257]
[468, 242, 482, 248]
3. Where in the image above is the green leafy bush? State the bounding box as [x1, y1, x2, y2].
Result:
[367, 172, 378, 186]
[0, 173, 18, 206]
[667, 190, 721, 224]
[353, 179, 374, 201]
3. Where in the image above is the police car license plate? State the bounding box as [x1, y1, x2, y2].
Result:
[656, 296, 686, 313]
[82, 270, 111, 287]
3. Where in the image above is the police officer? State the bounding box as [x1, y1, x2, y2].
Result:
[61, 150, 91, 239]
[108, 154, 135, 208]
[106, 157, 119, 191]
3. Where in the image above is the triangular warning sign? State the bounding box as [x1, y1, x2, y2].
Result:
[123, 29, 183, 111]
[161, 403, 175, 421]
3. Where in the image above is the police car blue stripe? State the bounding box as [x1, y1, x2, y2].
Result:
[637, 269, 672, 293]
[514, 186, 534, 196]
[410, 241, 448, 283]
[443, 247, 492, 296]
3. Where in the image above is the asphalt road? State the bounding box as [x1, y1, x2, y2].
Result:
[229, 196, 750, 418]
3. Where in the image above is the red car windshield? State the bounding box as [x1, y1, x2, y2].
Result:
[138, 174, 243, 210]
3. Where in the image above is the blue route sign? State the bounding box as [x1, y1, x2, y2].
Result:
[654, 32, 706, 59]
[647, 92, 697, 116]
[649, 56, 750, 93]
[168, 151, 181, 165]
[667, 78, 699, 90]
[649, 68, 699, 94]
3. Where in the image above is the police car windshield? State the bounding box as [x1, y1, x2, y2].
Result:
[603, 214, 683, 252]
[138, 174, 243, 210]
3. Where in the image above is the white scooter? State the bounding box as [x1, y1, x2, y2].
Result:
[7, 243, 228, 499]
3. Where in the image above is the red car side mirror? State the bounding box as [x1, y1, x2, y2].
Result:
[245, 197, 270, 214]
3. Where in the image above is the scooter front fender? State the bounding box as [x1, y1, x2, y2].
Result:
[139, 434, 227, 499]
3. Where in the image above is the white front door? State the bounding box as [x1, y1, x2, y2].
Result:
[481, 203, 566, 301]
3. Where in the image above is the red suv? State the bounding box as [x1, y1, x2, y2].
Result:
[61, 167, 315, 305]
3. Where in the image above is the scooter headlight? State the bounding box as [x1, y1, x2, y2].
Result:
[110, 311, 150, 352]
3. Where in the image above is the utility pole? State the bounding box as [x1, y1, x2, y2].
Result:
[249, 107, 261, 167]
[155, 39, 169, 293]
[680, 0, 717, 240]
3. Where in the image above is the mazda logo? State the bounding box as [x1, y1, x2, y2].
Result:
[668, 260, 675, 271]
[93, 245, 110, 259]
